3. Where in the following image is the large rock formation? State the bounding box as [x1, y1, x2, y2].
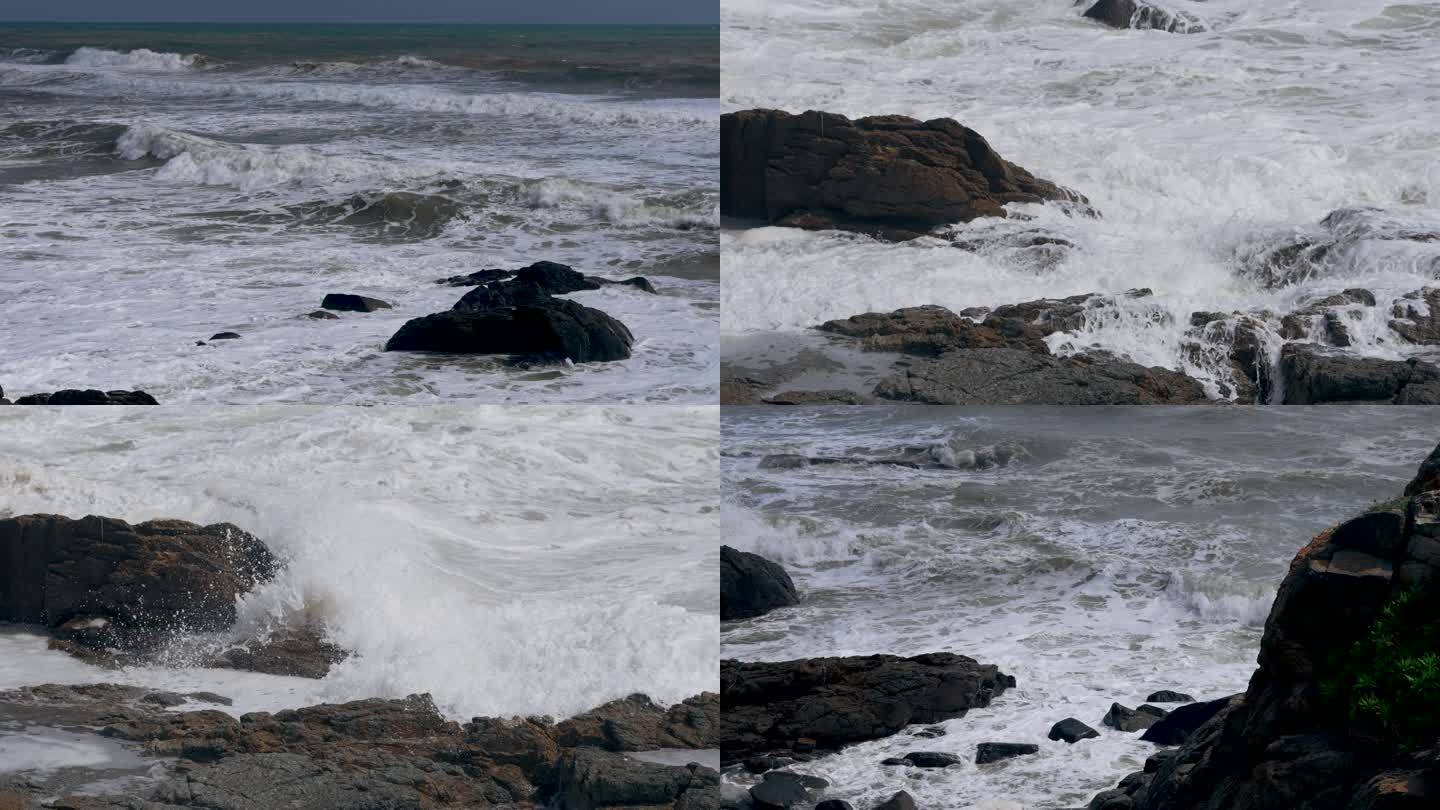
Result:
[0, 684, 719, 810]
[1086, 446, 1440, 809]
[1278, 344, 1440, 404]
[720, 653, 1013, 765]
[386, 261, 638, 363]
[720, 109, 1083, 240]
[720, 546, 799, 621]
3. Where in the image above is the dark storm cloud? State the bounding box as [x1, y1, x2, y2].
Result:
[0, 0, 717, 24]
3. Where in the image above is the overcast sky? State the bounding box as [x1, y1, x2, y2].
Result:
[0, 0, 716, 24]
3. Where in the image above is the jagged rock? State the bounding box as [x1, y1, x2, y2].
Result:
[1049, 718, 1100, 743]
[975, 742, 1039, 764]
[874, 791, 916, 810]
[560, 749, 718, 810]
[1081, 0, 1206, 33]
[1278, 343, 1440, 404]
[208, 627, 349, 679]
[551, 692, 718, 752]
[384, 298, 633, 362]
[321, 294, 392, 312]
[1088, 442, 1440, 808]
[305, 310, 339, 320]
[13, 389, 159, 405]
[1145, 690, 1194, 704]
[720, 653, 1012, 764]
[0, 514, 277, 647]
[877, 348, 1208, 405]
[209, 332, 241, 340]
[437, 268, 514, 286]
[1138, 696, 1236, 745]
[1390, 288, 1440, 345]
[721, 109, 1084, 240]
[1103, 703, 1167, 733]
[1239, 208, 1440, 289]
[720, 546, 800, 621]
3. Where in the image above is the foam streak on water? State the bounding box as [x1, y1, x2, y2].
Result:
[0, 25, 718, 403]
[722, 1, 1440, 396]
[722, 405, 1438, 808]
[0, 404, 719, 722]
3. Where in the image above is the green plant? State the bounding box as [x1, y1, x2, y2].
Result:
[1320, 589, 1440, 750]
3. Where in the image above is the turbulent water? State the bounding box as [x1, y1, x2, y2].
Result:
[722, 405, 1438, 808]
[721, 0, 1440, 398]
[0, 25, 718, 403]
[0, 404, 719, 721]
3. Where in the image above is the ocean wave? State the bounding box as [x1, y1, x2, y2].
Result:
[0, 47, 60, 64]
[267, 55, 451, 77]
[63, 46, 210, 72]
[208, 190, 472, 239]
[0, 120, 129, 160]
[523, 178, 718, 230]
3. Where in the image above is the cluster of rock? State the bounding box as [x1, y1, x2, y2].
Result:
[1078, 0, 1206, 34]
[720, 109, 1087, 241]
[384, 260, 652, 363]
[0, 387, 158, 405]
[1083, 443, 1440, 809]
[0, 685, 719, 810]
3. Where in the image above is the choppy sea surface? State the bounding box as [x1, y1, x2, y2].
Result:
[0, 24, 718, 403]
[723, 405, 1438, 808]
[0, 404, 719, 722]
[722, 0, 1440, 398]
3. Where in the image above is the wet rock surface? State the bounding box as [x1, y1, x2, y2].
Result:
[1086, 445, 1440, 809]
[1278, 343, 1440, 404]
[386, 261, 643, 363]
[8, 389, 159, 405]
[0, 684, 719, 810]
[720, 546, 799, 621]
[720, 653, 1013, 765]
[320, 293, 392, 312]
[1081, 0, 1206, 33]
[720, 109, 1085, 240]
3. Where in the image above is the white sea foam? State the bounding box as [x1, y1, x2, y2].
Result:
[0, 405, 719, 721]
[64, 46, 207, 72]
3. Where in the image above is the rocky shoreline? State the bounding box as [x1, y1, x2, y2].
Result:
[0, 513, 718, 809]
[718, 446, 1440, 810]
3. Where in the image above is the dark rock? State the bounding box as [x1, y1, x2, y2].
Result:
[1082, 0, 1205, 33]
[721, 109, 1084, 240]
[1145, 690, 1195, 704]
[561, 748, 718, 810]
[1087, 788, 1135, 810]
[744, 755, 786, 774]
[436, 268, 514, 286]
[816, 801, 853, 810]
[208, 627, 349, 679]
[901, 751, 960, 768]
[876, 348, 1208, 405]
[1103, 703, 1166, 733]
[384, 297, 634, 363]
[1278, 343, 1440, 404]
[1049, 718, 1100, 743]
[881, 757, 908, 766]
[762, 389, 870, 406]
[720, 545, 800, 621]
[1138, 696, 1235, 745]
[305, 310, 339, 320]
[874, 791, 916, 810]
[321, 293, 392, 312]
[209, 331, 241, 340]
[1390, 288, 1440, 345]
[720, 653, 1012, 764]
[14, 389, 159, 405]
[552, 692, 718, 752]
[975, 742, 1039, 764]
[912, 726, 947, 739]
[140, 690, 188, 707]
[0, 514, 277, 649]
[613, 276, 658, 294]
[749, 772, 810, 809]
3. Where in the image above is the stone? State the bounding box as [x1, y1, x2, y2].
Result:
[749, 773, 810, 809]
[207, 627, 349, 679]
[975, 742, 1039, 764]
[720, 545, 799, 621]
[321, 293, 392, 312]
[13, 389, 159, 405]
[720, 653, 1011, 764]
[384, 298, 634, 363]
[901, 751, 960, 768]
[1139, 696, 1235, 745]
[1082, 0, 1206, 33]
[209, 332, 241, 340]
[721, 109, 1084, 239]
[1279, 343, 1440, 404]
[1103, 703, 1166, 732]
[816, 801, 853, 810]
[876, 348, 1207, 405]
[305, 310, 339, 319]
[1049, 718, 1100, 743]
[874, 791, 916, 810]
[1145, 690, 1195, 704]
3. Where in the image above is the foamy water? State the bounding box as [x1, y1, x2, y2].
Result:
[721, 0, 1440, 398]
[0, 404, 719, 721]
[722, 405, 1436, 808]
[0, 27, 718, 403]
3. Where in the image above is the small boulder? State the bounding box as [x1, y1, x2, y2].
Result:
[305, 310, 339, 320]
[210, 332, 241, 340]
[1082, 0, 1205, 33]
[874, 791, 916, 810]
[1102, 703, 1166, 732]
[975, 742, 1039, 764]
[816, 802, 853, 810]
[321, 293, 392, 313]
[1140, 696, 1234, 745]
[901, 752, 960, 768]
[1049, 718, 1100, 743]
[749, 772, 811, 809]
[1145, 690, 1194, 704]
[720, 545, 800, 621]
[384, 298, 633, 363]
[436, 268, 513, 287]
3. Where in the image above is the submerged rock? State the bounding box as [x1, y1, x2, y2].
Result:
[208, 628, 349, 680]
[1087, 443, 1440, 808]
[1049, 718, 1100, 744]
[1145, 690, 1195, 704]
[877, 348, 1208, 405]
[720, 653, 1012, 764]
[321, 293, 392, 312]
[1237, 207, 1440, 289]
[12, 389, 159, 405]
[1103, 703, 1167, 733]
[1081, 0, 1205, 33]
[720, 545, 800, 621]
[975, 742, 1039, 764]
[721, 109, 1085, 240]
